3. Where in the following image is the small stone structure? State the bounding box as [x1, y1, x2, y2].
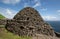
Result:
[0, 7, 58, 37]
[5, 7, 55, 36]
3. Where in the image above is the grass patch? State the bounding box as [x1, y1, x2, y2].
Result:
[0, 14, 5, 19]
[0, 25, 5, 28]
[0, 26, 31, 39]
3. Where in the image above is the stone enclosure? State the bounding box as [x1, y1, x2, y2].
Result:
[0, 7, 60, 37]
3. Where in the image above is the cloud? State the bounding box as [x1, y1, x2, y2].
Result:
[57, 10, 60, 13]
[6, 9, 13, 15]
[57, 10, 60, 16]
[33, 2, 41, 8]
[33, 0, 41, 8]
[23, 0, 41, 8]
[42, 15, 59, 21]
[41, 8, 47, 11]
[24, 3, 29, 7]
[2, 0, 20, 4]
[0, 7, 17, 19]
[34, 0, 38, 2]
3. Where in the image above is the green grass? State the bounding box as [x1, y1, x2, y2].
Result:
[0, 25, 5, 28]
[0, 14, 5, 19]
[0, 25, 31, 39]
[0, 28, 31, 39]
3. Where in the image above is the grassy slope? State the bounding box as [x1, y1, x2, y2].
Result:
[0, 14, 31, 39]
[0, 28, 31, 39]
[0, 14, 5, 19]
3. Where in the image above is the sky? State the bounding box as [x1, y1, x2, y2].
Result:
[0, 0, 60, 21]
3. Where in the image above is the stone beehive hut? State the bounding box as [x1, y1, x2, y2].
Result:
[5, 7, 55, 36]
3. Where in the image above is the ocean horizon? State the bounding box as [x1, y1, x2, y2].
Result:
[47, 21, 60, 33]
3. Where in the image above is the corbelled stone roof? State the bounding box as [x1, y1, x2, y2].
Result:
[5, 7, 55, 36]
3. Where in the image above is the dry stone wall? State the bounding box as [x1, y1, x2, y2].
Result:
[0, 19, 7, 25]
[5, 7, 55, 36]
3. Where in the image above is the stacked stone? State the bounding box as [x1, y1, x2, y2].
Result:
[5, 7, 55, 36]
[0, 19, 7, 25]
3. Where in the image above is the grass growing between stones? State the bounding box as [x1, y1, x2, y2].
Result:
[0, 25, 31, 39]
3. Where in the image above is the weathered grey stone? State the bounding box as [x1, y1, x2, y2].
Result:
[0, 7, 59, 38]
[5, 7, 56, 36]
[0, 19, 7, 25]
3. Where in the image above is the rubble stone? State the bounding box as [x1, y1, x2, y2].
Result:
[5, 7, 56, 36]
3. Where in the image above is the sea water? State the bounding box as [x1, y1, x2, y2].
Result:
[47, 21, 60, 33]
